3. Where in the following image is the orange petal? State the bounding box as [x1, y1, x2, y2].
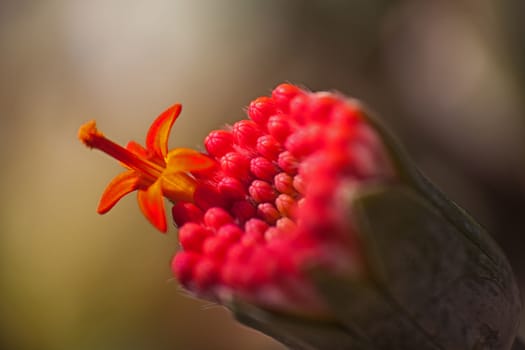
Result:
[137, 180, 167, 233]
[165, 148, 216, 173]
[98, 170, 140, 214]
[126, 140, 148, 158]
[159, 173, 197, 203]
[146, 104, 181, 160]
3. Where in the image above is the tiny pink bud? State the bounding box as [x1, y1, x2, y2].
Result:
[220, 152, 251, 179]
[257, 203, 280, 224]
[232, 120, 261, 149]
[249, 180, 277, 203]
[275, 193, 296, 218]
[250, 156, 279, 181]
[276, 217, 296, 232]
[244, 218, 269, 237]
[285, 125, 322, 159]
[277, 151, 298, 175]
[204, 207, 233, 230]
[256, 134, 282, 160]
[248, 96, 275, 126]
[267, 114, 293, 143]
[171, 251, 199, 287]
[271, 83, 302, 113]
[292, 174, 306, 195]
[194, 258, 219, 290]
[178, 223, 212, 252]
[273, 172, 295, 195]
[216, 223, 243, 243]
[204, 130, 234, 157]
[218, 176, 246, 200]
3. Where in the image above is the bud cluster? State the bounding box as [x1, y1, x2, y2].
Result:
[171, 84, 395, 313]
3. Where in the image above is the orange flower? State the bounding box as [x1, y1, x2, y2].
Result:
[78, 105, 215, 232]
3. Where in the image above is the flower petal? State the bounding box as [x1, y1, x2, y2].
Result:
[126, 140, 148, 158]
[98, 170, 140, 214]
[137, 180, 167, 233]
[159, 173, 197, 203]
[165, 148, 216, 173]
[146, 104, 181, 160]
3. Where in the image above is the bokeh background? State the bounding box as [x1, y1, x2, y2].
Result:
[1, 1, 524, 349]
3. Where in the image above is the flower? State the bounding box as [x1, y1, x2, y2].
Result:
[79, 84, 396, 314]
[78, 104, 215, 232]
[168, 84, 396, 315]
[79, 84, 523, 349]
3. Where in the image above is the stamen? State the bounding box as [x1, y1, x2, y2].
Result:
[78, 121, 164, 180]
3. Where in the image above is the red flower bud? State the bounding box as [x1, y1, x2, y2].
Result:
[220, 152, 251, 179]
[248, 180, 277, 203]
[248, 96, 275, 126]
[249, 156, 279, 181]
[232, 120, 262, 149]
[204, 130, 234, 157]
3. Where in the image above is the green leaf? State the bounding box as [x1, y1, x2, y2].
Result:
[230, 300, 374, 350]
[308, 185, 521, 350]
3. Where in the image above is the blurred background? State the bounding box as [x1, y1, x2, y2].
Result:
[1, 0, 524, 349]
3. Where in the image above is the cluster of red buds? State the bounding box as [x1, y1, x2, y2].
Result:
[173, 84, 395, 314]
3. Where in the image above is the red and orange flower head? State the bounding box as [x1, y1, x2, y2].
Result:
[79, 83, 395, 315]
[78, 83, 523, 349]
